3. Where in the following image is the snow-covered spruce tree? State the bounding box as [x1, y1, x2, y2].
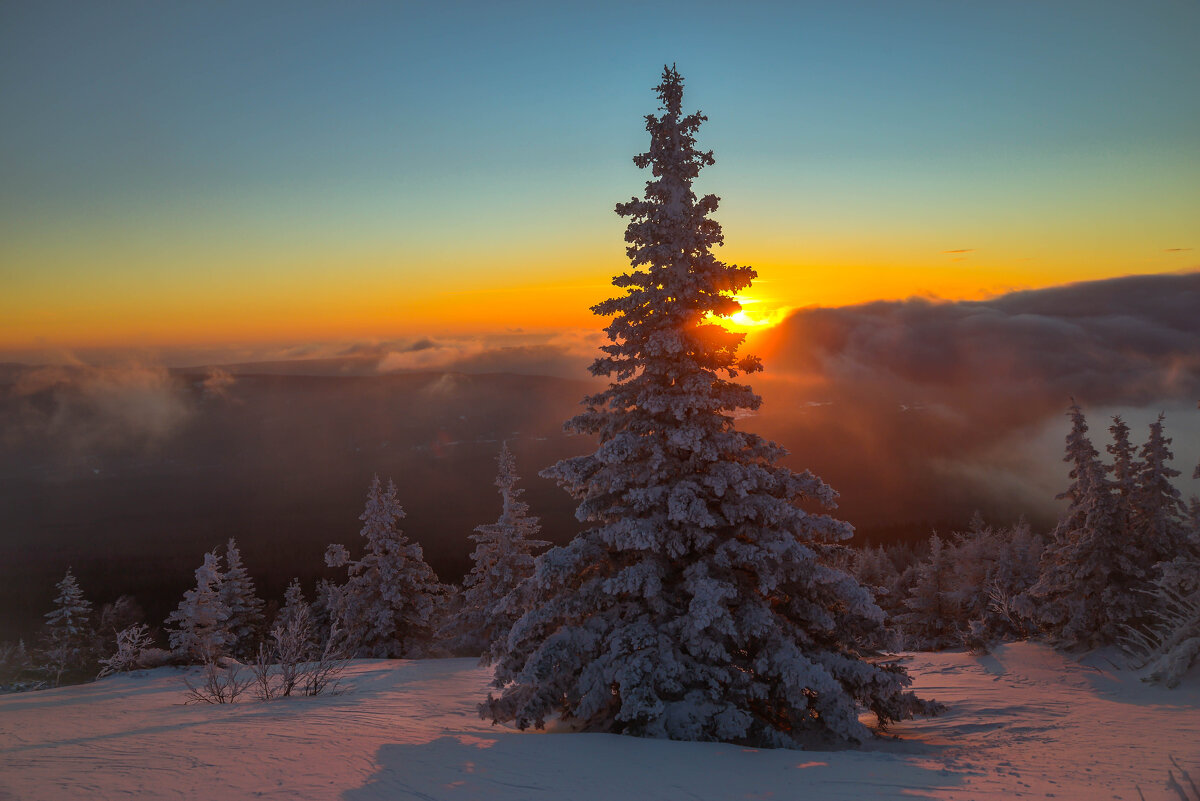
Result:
[1029, 404, 1145, 647]
[1131, 415, 1190, 568]
[309, 578, 338, 651]
[165, 550, 231, 662]
[972, 518, 1044, 645]
[894, 534, 961, 651]
[220, 538, 266, 660]
[453, 442, 549, 656]
[1125, 413, 1200, 685]
[1, 639, 33, 689]
[325, 475, 448, 658]
[39, 568, 96, 685]
[276, 578, 309, 636]
[1107, 416, 1137, 530]
[482, 67, 937, 748]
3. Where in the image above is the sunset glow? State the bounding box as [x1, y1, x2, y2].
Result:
[714, 294, 790, 333]
[0, 2, 1196, 360]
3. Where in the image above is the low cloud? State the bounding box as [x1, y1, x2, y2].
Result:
[200, 367, 236, 399]
[748, 271, 1200, 529]
[2, 364, 193, 459]
[374, 332, 603, 379]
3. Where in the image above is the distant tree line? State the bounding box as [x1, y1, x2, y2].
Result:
[839, 403, 1200, 687]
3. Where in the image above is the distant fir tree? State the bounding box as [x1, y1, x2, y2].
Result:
[276, 578, 309, 633]
[1131, 414, 1189, 565]
[1125, 410, 1200, 685]
[1192, 400, 1200, 536]
[0, 639, 33, 688]
[1030, 404, 1148, 647]
[165, 550, 231, 662]
[483, 67, 938, 748]
[453, 442, 549, 656]
[309, 578, 338, 652]
[219, 538, 265, 660]
[274, 577, 318, 658]
[325, 476, 448, 658]
[1106, 416, 1137, 532]
[39, 568, 96, 685]
[894, 534, 961, 650]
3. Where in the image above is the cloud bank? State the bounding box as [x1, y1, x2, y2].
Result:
[748, 271, 1200, 529]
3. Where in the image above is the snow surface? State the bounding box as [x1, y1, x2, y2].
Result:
[1, 642, 1196, 800]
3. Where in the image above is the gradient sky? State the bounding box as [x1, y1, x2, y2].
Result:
[1, 0, 1197, 356]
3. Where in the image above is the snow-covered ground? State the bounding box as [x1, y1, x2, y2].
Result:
[1, 642, 1196, 801]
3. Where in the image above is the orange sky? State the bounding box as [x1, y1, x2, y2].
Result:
[2, 3, 1197, 357]
[3, 240, 1196, 353]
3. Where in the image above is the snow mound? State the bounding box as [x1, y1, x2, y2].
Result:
[0, 642, 1196, 800]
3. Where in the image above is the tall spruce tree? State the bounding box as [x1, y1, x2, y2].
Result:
[483, 66, 937, 748]
[325, 475, 447, 658]
[454, 442, 549, 656]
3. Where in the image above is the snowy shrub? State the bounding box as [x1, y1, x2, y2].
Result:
[247, 585, 348, 701]
[325, 476, 449, 658]
[1124, 522, 1200, 687]
[298, 623, 350, 697]
[95, 595, 145, 656]
[98, 623, 156, 677]
[183, 656, 251, 705]
[483, 67, 939, 749]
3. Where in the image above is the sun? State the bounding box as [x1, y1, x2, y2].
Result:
[715, 293, 789, 332]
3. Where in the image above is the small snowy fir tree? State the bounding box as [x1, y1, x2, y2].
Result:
[1106, 416, 1138, 532]
[1, 639, 33, 688]
[1030, 404, 1147, 647]
[972, 519, 1043, 645]
[308, 578, 338, 651]
[165, 550, 231, 662]
[325, 475, 448, 658]
[1125, 411, 1200, 685]
[452, 443, 549, 656]
[273, 577, 317, 660]
[39, 568, 96, 685]
[276, 578, 309, 634]
[1130, 415, 1189, 568]
[219, 538, 266, 660]
[483, 67, 938, 748]
[895, 534, 961, 650]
